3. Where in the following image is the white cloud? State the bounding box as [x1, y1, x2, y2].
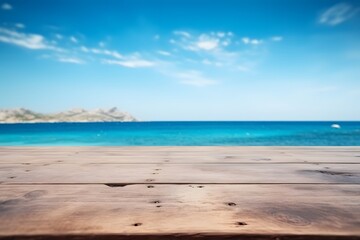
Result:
[15, 23, 25, 29]
[41, 53, 85, 64]
[1, 3, 12, 10]
[242, 37, 262, 45]
[157, 50, 171, 56]
[70, 36, 78, 43]
[173, 31, 191, 38]
[242, 37, 250, 44]
[271, 36, 283, 42]
[171, 31, 245, 54]
[95, 48, 123, 59]
[168, 30, 263, 75]
[251, 39, 262, 45]
[153, 34, 160, 40]
[0, 26, 267, 86]
[0, 27, 60, 51]
[103, 59, 155, 68]
[174, 70, 217, 87]
[81, 29, 265, 86]
[197, 40, 218, 50]
[196, 34, 219, 50]
[81, 46, 123, 59]
[58, 57, 84, 64]
[319, 3, 359, 26]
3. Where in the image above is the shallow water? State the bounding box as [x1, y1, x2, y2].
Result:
[0, 121, 359, 146]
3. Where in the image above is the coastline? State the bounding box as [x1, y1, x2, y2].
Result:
[0, 120, 137, 124]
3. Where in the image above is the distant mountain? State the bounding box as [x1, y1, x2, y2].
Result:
[0, 107, 137, 123]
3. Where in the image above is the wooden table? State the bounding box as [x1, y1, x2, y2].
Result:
[0, 147, 359, 239]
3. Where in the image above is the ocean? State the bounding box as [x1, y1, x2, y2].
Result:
[0, 121, 359, 146]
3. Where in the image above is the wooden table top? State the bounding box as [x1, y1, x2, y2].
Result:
[0, 147, 359, 239]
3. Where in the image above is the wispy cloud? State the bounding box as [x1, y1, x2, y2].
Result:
[271, 36, 283, 42]
[41, 53, 85, 64]
[99, 41, 105, 47]
[15, 23, 25, 29]
[173, 31, 191, 38]
[0, 27, 60, 51]
[58, 57, 84, 64]
[222, 40, 230, 46]
[242, 37, 262, 45]
[103, 59, 155, 68]
[79, 43, 157, 68]
[153, 34, 160, 40]
[55, 34, 63, 40]
[157, 50, 171, 56]
[319, 3, 359, 26]
[196, 34, 219, 50]
[80, 46, 123, 59]
[201, 59, 223, 67]
[171, 31, 231, 52]
[70, 36, 78, 43]
[157, 66, 217, 87]
[0, 26, 272, 86]
[216, 32, 225, 38]
[1, 3, 12, 10]
[169, 30, 266, 76]
[174, 70, 217, 87]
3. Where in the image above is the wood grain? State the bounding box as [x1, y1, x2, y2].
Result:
[1, 184, 360, 236]
[0, 147, 359, 239]
[1, 163, 360, 184]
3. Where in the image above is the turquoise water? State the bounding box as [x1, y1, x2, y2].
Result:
[0, 121, 359, 146]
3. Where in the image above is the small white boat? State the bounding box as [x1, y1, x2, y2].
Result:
[331, 124, 341, 129]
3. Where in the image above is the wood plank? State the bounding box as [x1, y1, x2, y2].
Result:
[1, 147, 359, 239]
[1, 155, 359, 164]
[1, 146, 360, 154]
[0, 184, 359, 236]
[1, 147, 359, 164]
[1, 163, 360, 184]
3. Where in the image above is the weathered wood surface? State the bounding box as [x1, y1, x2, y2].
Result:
[0, 147, 359, 239]
[1, 163, 360, 184]
[1, 184, 360, 236]
[0, 147, 359, 164]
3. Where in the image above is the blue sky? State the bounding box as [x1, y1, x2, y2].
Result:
[0, 0, 360, 120]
